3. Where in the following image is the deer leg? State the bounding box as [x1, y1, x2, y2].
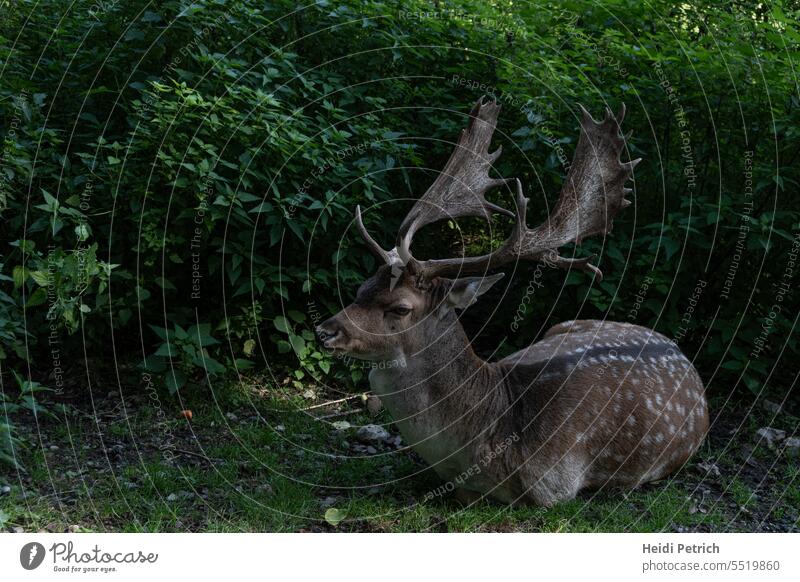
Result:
[521, 457, 586, 507]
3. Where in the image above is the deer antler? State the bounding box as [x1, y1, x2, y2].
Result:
[355, 98, 514, 265]
[394, 98, 515, 262]
[356, 99, 639, 282]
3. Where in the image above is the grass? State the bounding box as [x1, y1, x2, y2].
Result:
[1, 385, 798, 533]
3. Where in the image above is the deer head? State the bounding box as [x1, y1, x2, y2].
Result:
[317, 98, 640, 361]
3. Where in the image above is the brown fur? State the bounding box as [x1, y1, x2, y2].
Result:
[318, 271, 708, 506]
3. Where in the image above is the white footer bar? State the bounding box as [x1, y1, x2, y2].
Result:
[1, 533, 797, 581]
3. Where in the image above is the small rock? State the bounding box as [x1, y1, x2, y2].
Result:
[0, 485, 11, 495]
[256, 483, 274, 496]
[783, 437, 800, 456]
[761, 399, 783, 415]
[166, 493, 178, 502]
[756, 427, 786, 448]
[356, 424, 390, 445]
[225, 412, 238, 422]
[49, 445, 59, 451]
[319, 496, 337, 509]
[12, 526, 24, 533]
[68, 525, 80, 533]
[740, 444, 759, 467]
[696, 461, 721, 477]
[365, 446, 377, 455]
[275, 424, 285, 432]
[387, 435, 403, 448]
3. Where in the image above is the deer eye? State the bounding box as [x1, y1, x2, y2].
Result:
[386, 306, 411, 317]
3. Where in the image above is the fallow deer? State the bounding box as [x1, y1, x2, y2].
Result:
[316, 99, 708, 506]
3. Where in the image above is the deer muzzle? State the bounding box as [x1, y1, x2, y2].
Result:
[316, 317, 347, 350]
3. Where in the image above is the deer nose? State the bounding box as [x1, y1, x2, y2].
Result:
[316, 318, 344, 348]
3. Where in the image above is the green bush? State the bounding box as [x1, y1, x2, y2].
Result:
[0, 0, 798, 404]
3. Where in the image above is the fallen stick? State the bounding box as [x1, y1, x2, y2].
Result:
[299, 394, 363, 412]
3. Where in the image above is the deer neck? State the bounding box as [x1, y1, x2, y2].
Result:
[368, 311, 505, 470]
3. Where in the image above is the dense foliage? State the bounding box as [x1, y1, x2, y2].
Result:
[1, 0, 798, 418]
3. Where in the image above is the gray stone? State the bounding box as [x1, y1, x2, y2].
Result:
[783, 437, 800, 456]
[356, 424, 390, 445]
[761, 399, 783, 415]
[756, 427, 786, 448]
[387, 435, 403, 448]
[696, 461, 721, 477]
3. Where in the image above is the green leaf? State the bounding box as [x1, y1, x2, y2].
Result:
[274, 316, 290, 333]
[25, 287, 47, 308]
[193, 355, 225, 374]
[29, 270, 50, 287]
[287, 310, 305, 323]
[75, 223, 90, 241]
[12, 266, 27, 289]
[324, 507, 347, 526]
[234, 358, 254, 370]
[289, 333, 306, 357]
[149, 325, 172, 341]
[154, 343, 174, 357]
[174, 324, 188, 340]
[165, 370, 187, 394]
[141, 356, 166, 373]
[41, 189, 59, 211]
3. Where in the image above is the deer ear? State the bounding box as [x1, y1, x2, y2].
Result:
[445, 273, 505, 310]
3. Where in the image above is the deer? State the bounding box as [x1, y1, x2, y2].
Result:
[316, 98, 709, 506]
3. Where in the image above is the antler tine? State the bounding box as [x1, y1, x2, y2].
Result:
[407, 179, 529, 279]
[355, 205, 399, 266]
[394, 97, 515, 263]
[411, 103, 638, 282]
